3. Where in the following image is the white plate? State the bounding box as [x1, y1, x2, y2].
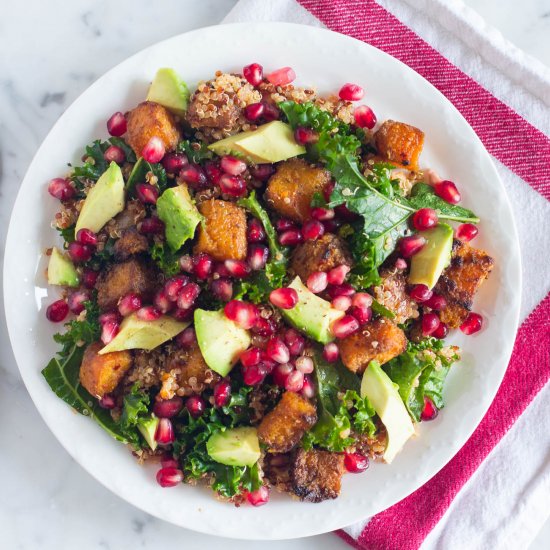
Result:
[3, 22, 521, 540]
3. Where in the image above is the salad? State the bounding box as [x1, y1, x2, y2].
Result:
[42, 63, 494, 505]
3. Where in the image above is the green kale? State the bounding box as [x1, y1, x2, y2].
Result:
[120, 383, 150, 429]
[371, 299, 396, 320]
[56, 225, 76, 244]
[126, 157, 169, 194]
[150, 241, 181, 276]
[177, 139, 213, 164]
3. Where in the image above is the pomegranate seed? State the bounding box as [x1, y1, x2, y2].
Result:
[161, 456, 179, 469]
[212, 262, 231, 279]
[240, 347, 261, 368]
[179, 164, 207, 188]
[412, 208, 438, 231]
[334, 204, 359, 222]
[252, 317, 277, 337]
[221, 155, 247, 176]
[327, 265, 351, 286]
[460, 312, 483, 335]
[425, 293, 447, 311]
[106, 112, 127, 136]
[285, 370, 305, 392]
[243, 63, 263, 86]
[295, 355, 314, 374]
[272, 363, 293, 387]
[269, 288, 299, 309]
[421, 398, 439, 421]
[339, 83, 364, 101]
[266, 66, 296, 86]
[307, 271, 328, 294]
[354, 105, 377, 129]
[101, 320, 120, 344]
[104, 145, 125, 164]
[67, 241, 93, 263]
[219, 174, 247, 197]
[135, 183, 159, 205]
[47, 178, 75, 201]
[410, 284, 433, 302]
[395, 258, 408, 270]
[162, 153, 188, 174]
[246, 486, 269, 506]
[344, 452, 369, 473]
[311, 207, 335, 221]
[99, 311, 120, 325]
[266, 338, 290, 364]
[156, 467, 183, 488]
[193, 253, 213, 280]
[46, 299, 69, 322]
[331, 315, 360, 339]
[176, 283, 201, 310]
[301, 375, 315, 398]
[302, 219, 325, 241]
[352, 293, 373, 308]
[247, 218, 266, 243]
[456, 223, 478, 242]
[275, 218, 296, 232]
[249, 164, 275, 181]
[164, 276, 188, 301]
[224, 259, 251, 278]
[332, 295, 352, 311]
[243, 364, 265, 386]
[154, 418, 175, 444]
[224, 300, 259, 329]
[179, 254, 194, 273]
[244, 102, 265, 121]
[210, 278, 233, 302]
[139, 217, 165, 234]
[278, 228, 302, 246]
[294, 126, 319, 145]
[141, 136, 165, 163]
[76, 228, 98, 247]
[211, 380, 231, 407]
[153, 397, 183, 419]
[434, 180, 461, 204]
[323, 342, 339, 362]
[326, 283, 356, 300]
[262, 101, 280, 121]
[118, 293, 142, 316]
[201, 162, 221, 186]
[173, 307, 194, 322]
[399, 235, 426, 258]
[349, 305, 372, 325]
[432, 322, 448, 339]
[422, 313, 441, 336]
[98, 394, 116, 409]
[247, 244, 269, 271]
[323, 181, 336, 202]
[173, 328, 195, 350]
[67, 290, 90, 315]
[154, 289, 173, 314]
[136, 306, 162, 321]
[186, 395, 205, 418]
[284, 328, 305, 356]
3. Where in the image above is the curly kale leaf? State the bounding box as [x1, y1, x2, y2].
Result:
[126, 157, 169, 194]
[177, 139, 213, 164]
[150, 241, 181, 276]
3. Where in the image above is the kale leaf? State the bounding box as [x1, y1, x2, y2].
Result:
[177, 139, 213, 164]
[120, 384, 150, 430]
[150, 241, 181, 276]
[126, 157, 169, 194]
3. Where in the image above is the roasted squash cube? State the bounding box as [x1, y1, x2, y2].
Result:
[374, 120, 424, 170]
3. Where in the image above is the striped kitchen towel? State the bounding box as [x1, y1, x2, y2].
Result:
[224, 1, 550, 549]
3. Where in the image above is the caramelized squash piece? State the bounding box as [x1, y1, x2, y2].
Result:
[374, 120, 424, 170]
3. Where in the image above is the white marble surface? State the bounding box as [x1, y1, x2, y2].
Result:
[0, 1, 548, 549]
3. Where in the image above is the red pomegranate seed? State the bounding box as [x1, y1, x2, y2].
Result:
[247, 218, 266, 243]
[266, 338, 290, 364]
[106, 112, 127, 136]
[272, 363, 293, 387]
[412, 208, 438, 231]
[156, 467, 184, 488]
[103, 145, 125, 164]
[155, 418, 175, 444]
[302, 219, 325, 241]
[179, 254, 194, 273]
[46, 299, 69, 322]
[212, 380, 230, 407]
[275, 218, 296, 232]
[285, 370, 305, 392]
[101, 320, 120, 344]
[327, 264, 351, 286]
[118, 293, 142, 316]
[434, 180, 461, 204]
[179, 164, 207, 188]
[301, 375, 315, 398]
[421, 397, 439, 421]
[176, 283, 201, 310]
[284, 328, 305, 356]
[224, 259, 251, 279]
[219, 174, 247, 197]
[323, 342, 339, 362]
[460, 312, 483, 335]
[456, 223, 478, 242]
[240, 347, 261, 367]
[186, 395, 205, 418]
[295, 355, 314, 374]
[193, 253, 213, 280]
[332, 295, 352, 311]
[294, 126, 319, 145]
[307, 271, 328, 294]
[249, 164, 275, 181]
[410, 284, 433, 303]
[262, 101, 280, 121]
[331, 315, 360, 339]
[269, 288, 299, 309]
[323, 181, 336, 202]
[154, 289, 173, 314]
[252, 317, 277, 337]
[247, 244, 269, 271]
[354, 105, 377, 129]
[164, 276, 188, 301]
[425, 293, 447, 311]
[339, 83, 365, 101]
[162, 152, 188, 174]
[244, 102, 265, 122]
[224, 300, 259, 329]
[135, 183, 159, 205]
[311, 207, 335, 221]
[201, 162, 220, 186]
[99, 312, 120, 326]
[422, 312, 441, 336]
[352, 293, 373, 308]
[395, 257, 408, 270]
[432, 322, 448, 339]
[334, 204, 359, 222]
[48, 178, 76, 201]
[173, 306, 193, 322]
[173, 326, 195, 347]
[326, 283, 356, 300]
[399, 235, 426, 258]
[137, 306, 162, 321]
[153, 397, 183, 419]
[76, 228, 98, 247]
[161, 456, 179, 469]
[243, 63, 263, 86]
[344, 452, 369, 473]
[266, 66, 296, 86]
[68, 290, 90, 315]
[98, 394, 116, 409]
[139, 217, 165, 234]
[68, 241, 93, 263]
[210, 278, 233, 302]
[221, 155, 247, 176]
[141, 136, 165, 163]
[243, 364, 265, 386]
[247, 486, 269, 506]
[349, 305, 372, 325]
[278, 228, 303, 246]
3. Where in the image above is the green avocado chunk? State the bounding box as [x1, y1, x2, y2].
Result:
[206, 427, 261, 467]
[146, 68, 189, 117]
[208, 121, 306, 164]
[156, 184, 202, 252]
[75, 161, 125, 234]
[47, 247, 79, 287]
[279, 276, 344, 344]
[408, 223, 454, 290]
[99, 313, 189, 354]
[361, 361, 415, 463]
[194, 309, 251, 377]
[137, 415, 159, 451]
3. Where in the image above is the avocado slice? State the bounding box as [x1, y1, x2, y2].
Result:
[408, 223, 453, 289]
[206, 427, 261, 467]
[47, 247, 79, 287]
[99, 313, 189, 355]
[279, 276, 344, 344]
[156, 184, 202, 252]
[75, 161, 125, 234]
[208, 121, 306, 164]
[361, 361, 415, 463]
[146, 68, 189, 117]
[137, 415, 159, 451]
[194, 309, 251, 376]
